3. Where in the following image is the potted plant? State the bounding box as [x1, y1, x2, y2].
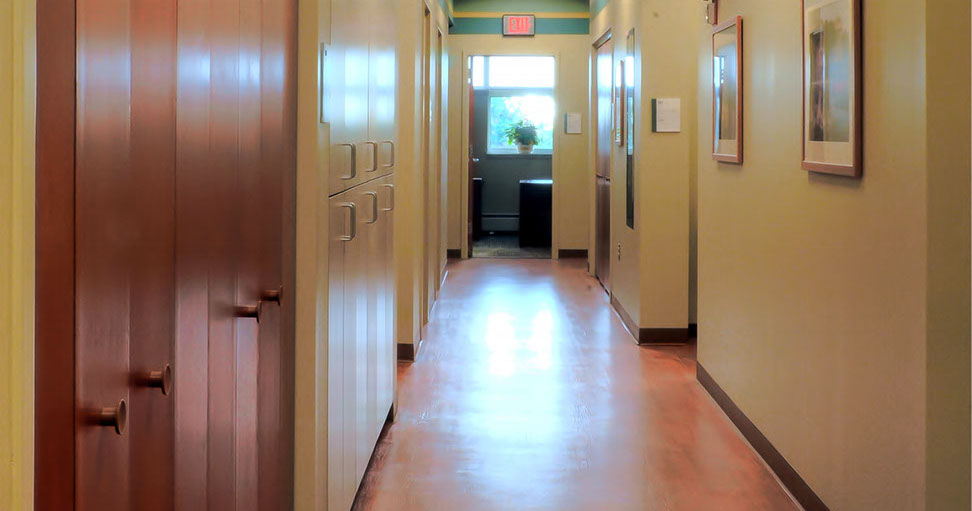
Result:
[504, 120, 541, 154]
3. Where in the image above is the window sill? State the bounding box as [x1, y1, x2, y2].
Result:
[485, 152, 553, 160]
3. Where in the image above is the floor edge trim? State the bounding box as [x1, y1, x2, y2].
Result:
[697, 363, 830, 511]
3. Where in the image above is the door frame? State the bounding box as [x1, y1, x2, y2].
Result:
[459, 51, 562, 260]
[34, 0, 78, 507]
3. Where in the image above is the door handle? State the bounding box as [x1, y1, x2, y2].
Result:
[364, 191, 379, 224]
[362, 141, 379, 172]
[471, 158, 480, 163]
[137, 364, 173, 396]
[380, 140, 395, 169]
[262, 286, 283, 304]
[85, 399, 127, 435]
[235, 303, 262, 323]
[339, 202, 356, 241]
[337, 143, 357, 180]
[381, 184, 395, 212]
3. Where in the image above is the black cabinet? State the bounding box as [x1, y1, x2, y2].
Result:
[518, 179, 552, 248]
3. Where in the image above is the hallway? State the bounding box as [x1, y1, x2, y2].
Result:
[353, 259, 798, 511]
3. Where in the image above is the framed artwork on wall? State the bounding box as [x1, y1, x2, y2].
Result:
[802, 0, 862, 177]
[614, 59, 624, 146]
[712, 16, 743, 163]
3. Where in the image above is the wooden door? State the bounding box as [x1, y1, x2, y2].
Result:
[467, 68, 476, 257]
[594, 38, 613, 292]
[38, 0, 296, 508]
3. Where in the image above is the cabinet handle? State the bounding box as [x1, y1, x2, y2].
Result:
[364, 191, 379, 224]
[380, 140, 395, 169]
[137, 364, 173, 396]
[339, 202, 356, 241]
[381, 184, 395, 212]
[338, 143, 357, 180]
[85, 399, 127, 436]
[362, 141, 379, 172]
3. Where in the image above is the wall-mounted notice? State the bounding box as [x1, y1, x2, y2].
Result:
[652, 98, 681, 133]
[565, 113, 582, 134]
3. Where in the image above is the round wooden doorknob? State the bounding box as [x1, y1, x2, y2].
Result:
[88, 399, 127, 436]
[147, 364, 173, 395]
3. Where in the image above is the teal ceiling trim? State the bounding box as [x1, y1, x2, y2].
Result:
[453, 0, 589, 14]
[590, 0, 609, 17]
[449, 16, 589, 35]
[438, 0, 456, 26]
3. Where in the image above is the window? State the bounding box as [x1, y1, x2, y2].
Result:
[487, 94, 554, 154]
[470, 56, 556, 155]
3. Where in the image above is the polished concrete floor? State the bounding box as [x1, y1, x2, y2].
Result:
[353, 259, 798, 511]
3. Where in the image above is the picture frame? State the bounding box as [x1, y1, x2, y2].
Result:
[624, 28, 635, 229]
[712, 16, 743, 163]
[802, 0, 862, 177]
[614, 59, 624, 146]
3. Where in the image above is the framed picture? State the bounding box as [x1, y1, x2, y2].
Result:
[614, 59, 624, 146]
[802, 0, 861, 176]
[712, 16, 743, 163]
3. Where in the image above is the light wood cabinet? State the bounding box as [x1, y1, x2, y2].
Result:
[325, 1, 397, 508]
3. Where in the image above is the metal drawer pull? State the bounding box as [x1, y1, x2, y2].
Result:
[339, 202, 356, 241]
[86, 399, 127, 435]
[362, 141, 379, 172]
[380, 140, 395, 168]
[138, 364, 173, 395]
[337, 143, 357, 180]
[364, 192, 379, 224]
[381, 184, 395, 212]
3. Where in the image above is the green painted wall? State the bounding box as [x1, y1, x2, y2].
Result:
[590, 0, 608, 16]
[450, 17, 589, 34]
[453, 0, 588, 13]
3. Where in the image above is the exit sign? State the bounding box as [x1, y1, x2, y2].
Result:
[503, 14, 535, 36]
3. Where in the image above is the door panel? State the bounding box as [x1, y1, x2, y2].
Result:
[75, 0, 133, 506]
[596, 177, 611, 293]
[327, 192, 351, 511]
[129, 0, 176, 507]
[594, 39, 613, 292]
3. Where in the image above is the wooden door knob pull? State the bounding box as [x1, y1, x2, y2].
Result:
[262, 286, 283, 304]
[140, 364, 173, 395]
[86, 399, 127, 436]
[235, 303, 261, 322]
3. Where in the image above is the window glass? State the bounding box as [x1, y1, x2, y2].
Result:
[487, 94, 555, 153]
[487, 56, 555, 88]
[471, 56, 485, 88]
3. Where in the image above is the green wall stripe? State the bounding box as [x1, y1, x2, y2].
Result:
[450, 17, 589, 35]
[453, 0, 588, 14]
[590, 0, 609, 17]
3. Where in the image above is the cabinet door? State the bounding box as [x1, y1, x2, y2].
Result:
[364, 181, 383, 449]
[378, 176, 396, 421]
[328, 0, 371, 195]
[347, 187, 368, 491]
[327, 193, 353, 511]
[369, 0, 397, 178]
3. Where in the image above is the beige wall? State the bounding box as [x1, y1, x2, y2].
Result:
[0, 0, 36, 508]
[590, 0, 695, 330]
[697, 0, 969, 509]
[445, 34, 592, 256]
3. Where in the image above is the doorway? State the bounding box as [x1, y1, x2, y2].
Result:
[593, 32, 613, 292]
[467, 55, 555, 259]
